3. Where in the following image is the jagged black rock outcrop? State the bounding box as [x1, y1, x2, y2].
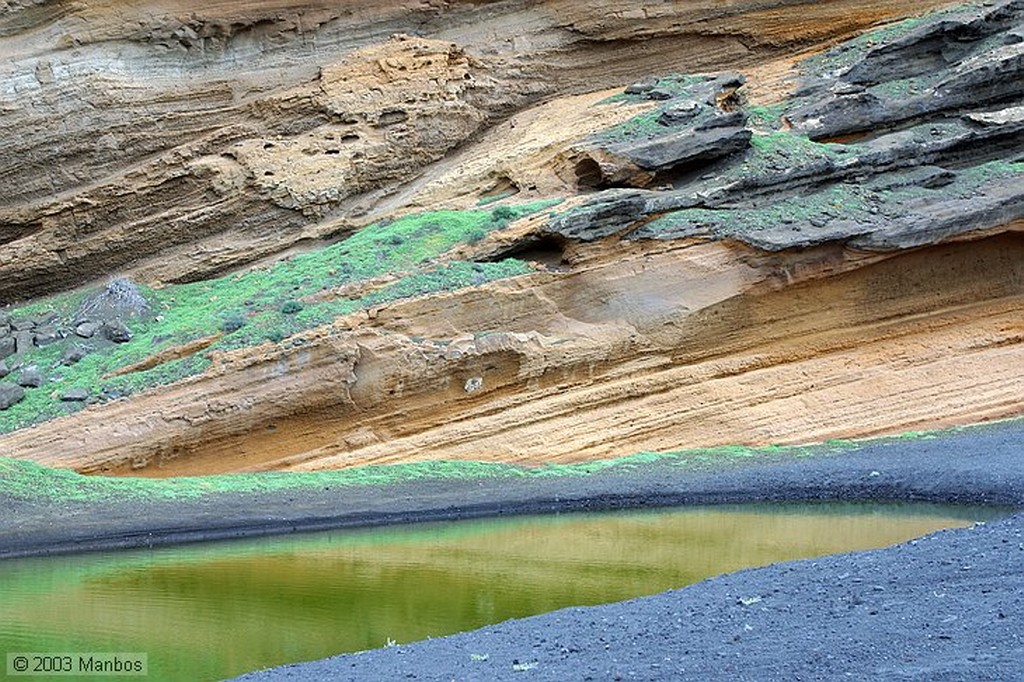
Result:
[0, 383, 24, 410]
[789, 0, 1024, 139]
[547, 0, 1024, 252]
[565, 74, 753, 190]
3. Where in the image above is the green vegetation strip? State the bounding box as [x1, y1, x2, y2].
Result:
[0, 444, 838, 504]
[593, 74, 706, 144]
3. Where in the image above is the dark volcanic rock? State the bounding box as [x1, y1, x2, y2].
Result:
[545, 190, 659, 240]
[74, 321, 101, 339]
[615, 126, 752, 171]
[12, 331, 34, 354]
[0, 382, 24, 409]
[16, 367, 43, 388]
[787, 0, 1024, 140]
[9, 318, 34, 332]
[623, 80, 655, 95]
[644, 87, 675, 100]
[0, 336, 14, 360]
[851, 177, 1024, 250]
[842, 9, 1016, 85]
[99, 386, 130, 402]
[60, 388, 90, 402]
[31, 311, 57, 328]
[32, 326, 62, 347]
[0, 360, 8, 378]
[557, 0, 1023, 253]
[657, 100, 701, 125]
[101, 321, 133, 344]
[62, 345, 90, 366]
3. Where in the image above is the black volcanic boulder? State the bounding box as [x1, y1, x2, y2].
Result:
[101, 321, 133, 343]
[74, 322, 100, 338]
[62, 345, 90, 365]
[16, 367, 43, 388]
[32, 326, 62, 347]
[0, 382, 24, 409]
[12, 331, 34, 354]
[31, 311, 58, 328]
[618, 124, 752, 171]
[60, 388, 90, 402]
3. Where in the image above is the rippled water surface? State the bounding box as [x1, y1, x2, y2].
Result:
[0, 502, 1005, 681]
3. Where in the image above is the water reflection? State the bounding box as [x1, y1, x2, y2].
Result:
[0, 502, 1005, 681]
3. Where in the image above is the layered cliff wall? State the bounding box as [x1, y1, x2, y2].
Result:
[0, 0, 957, 302]
[1, 0, 1022, 476]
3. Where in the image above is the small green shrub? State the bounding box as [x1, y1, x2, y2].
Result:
[490, 205, 517, 224]
[475, 190, 514, 206]
[280, 300, 303, 315]
[219, 314, 246, 333]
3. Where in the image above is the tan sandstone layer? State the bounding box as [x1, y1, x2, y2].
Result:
[2, 223, 1021, 476]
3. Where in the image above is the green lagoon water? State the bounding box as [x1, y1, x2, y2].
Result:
[0, 503, 1005, 681]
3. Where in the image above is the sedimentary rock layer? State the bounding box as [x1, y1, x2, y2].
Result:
[1, 1, 1022, 475]
[0, 0, 958, 302]
[3, 227, 1022, 475]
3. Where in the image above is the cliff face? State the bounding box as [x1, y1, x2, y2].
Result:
[0, 0, 957, 302]
[1, 0, 1022, 476]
